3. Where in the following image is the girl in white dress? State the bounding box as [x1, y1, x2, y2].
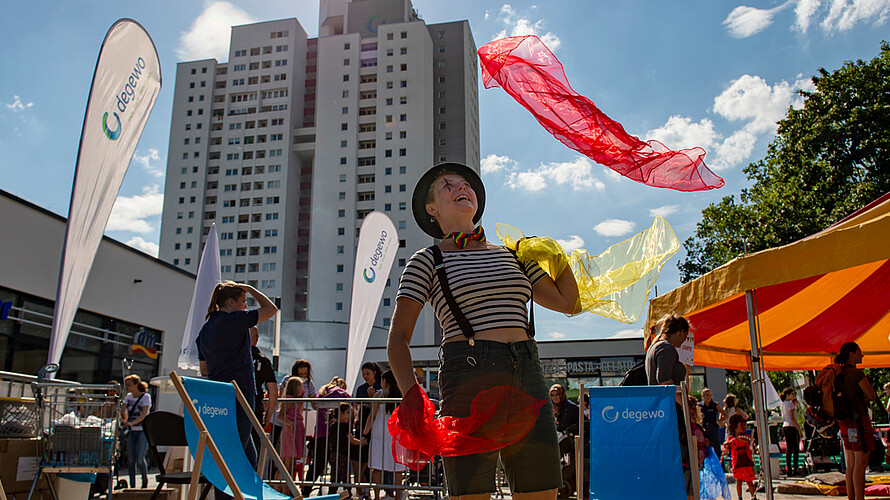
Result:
[364, 370, 405, 500]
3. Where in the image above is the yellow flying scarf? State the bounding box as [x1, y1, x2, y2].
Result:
[496, 217, 680, 323]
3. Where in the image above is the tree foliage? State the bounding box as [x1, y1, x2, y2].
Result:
[680, 41, 890, 281]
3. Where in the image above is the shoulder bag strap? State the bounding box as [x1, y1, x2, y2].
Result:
[429, 245, 475, 344]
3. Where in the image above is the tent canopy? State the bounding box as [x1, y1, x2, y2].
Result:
[647, 192, 890, 371]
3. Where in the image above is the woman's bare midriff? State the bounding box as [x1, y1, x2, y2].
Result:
[442, 327, 531, 344]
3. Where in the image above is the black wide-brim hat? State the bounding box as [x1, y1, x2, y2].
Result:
[412, 162, 485, 238]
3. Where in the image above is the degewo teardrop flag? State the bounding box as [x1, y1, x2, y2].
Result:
[345, 212, 399, 391]
[478, 35, 724, 192]
[48, 19, 162, 368]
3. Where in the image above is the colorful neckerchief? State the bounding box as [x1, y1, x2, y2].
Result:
[445, 226, 486, 249]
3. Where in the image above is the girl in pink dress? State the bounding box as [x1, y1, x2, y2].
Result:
[279, 377, 306, 481]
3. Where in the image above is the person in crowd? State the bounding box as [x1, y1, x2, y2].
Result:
[388, 163, 580, 499]
[279, 376, 307, 482]
[720, 394, 749, 445]
[780, 387, 803, 476]
[882, 382, 890, 421]
[352, 361, 382, 497]
[549, 384, 580, 433]
[645, 314, 694, 499]
[122, 374, 152, 489]
[272, 359, 316, 454]
[724, 414, 757, 500]
[303, 377, 352, 497]
[364, 370, 406, 500]
[329, 403, 366, 496]
[198, 280, 277, 475]
[645, 314, 689, 386]
[250, 326, 278, 457]
[688, 395, 708, 469]
[835, 342, 877, 500]
[699, 388, 728, 454]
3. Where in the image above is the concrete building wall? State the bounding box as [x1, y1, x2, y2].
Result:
[0, 190, 196, 412]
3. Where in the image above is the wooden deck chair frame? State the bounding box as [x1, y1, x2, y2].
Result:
[169, 371, 302, 500]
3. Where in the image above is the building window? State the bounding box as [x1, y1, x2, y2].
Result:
[343, 58, 350, 65]
[339, 174, 347, 182]
[336, 264, 344, 272]
[337, 246, 344, 254]
[385, 167, 392, 175]
[398, 220, 406, 229]
[383, 298, 391, 306]
[338, 209, 345, 217]
[336, 302, 343, 311]
[400, 63, 407, 71]
[399, 184, 406, 192]
[398, 258, 406, 267]
[340, 157, 347, 165]
[344, 43, 351, 50]
[384, 203, 391, 211]
[336, 283, 344, 291]
[400, 47, 407, 55]
[387, 33, 394, 41]
[400, 80, 407, 88]
[399, 148, 406, 156]
[399, 202, 406, 210]
[383, 318, 391, 327]
[386, 65, 393, 73]
[384, 185, 392, 193]
[400, 31, 407, 39]
[341, 123, 348, 131]
[343, 74, 349, 82]
[400, 131, 407, 138]
[339, 192, 346, 200]
[338, 227, 345, 235]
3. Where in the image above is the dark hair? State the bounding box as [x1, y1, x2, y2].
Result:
[381, 370, 401, 412]
[124, 374, 148, 393]
[729, 414, 747, 435]
[361, 362, 382, 381]
[724, 394, 737, 408]
[780, 388, 795, 401]
[291, 359, 313, 380]
[655, 314, 689, 341]
[206, 281, 245, 319]
[835, 342, 860, 365]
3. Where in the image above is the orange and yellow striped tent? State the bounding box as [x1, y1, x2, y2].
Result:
[647, 192, 890, 371]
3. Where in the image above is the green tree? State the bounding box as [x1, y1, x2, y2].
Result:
[680, 41, 890, 282]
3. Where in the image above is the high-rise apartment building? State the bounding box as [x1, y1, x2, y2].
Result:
[159, 0, 478, 345]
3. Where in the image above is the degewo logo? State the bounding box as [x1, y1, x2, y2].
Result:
[101, 56, 148, 140]
[362, 230, 389, 283]
[601, 405, 666, 423]
[192, 399, 229, 417]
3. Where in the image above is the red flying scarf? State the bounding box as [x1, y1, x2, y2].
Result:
[478, 35, 724, 192]
[388, 384, 547, 471]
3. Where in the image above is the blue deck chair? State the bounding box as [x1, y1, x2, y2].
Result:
[170, 372, 342, 500]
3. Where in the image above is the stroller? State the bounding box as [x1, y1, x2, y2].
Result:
[803, 406, 842, 473]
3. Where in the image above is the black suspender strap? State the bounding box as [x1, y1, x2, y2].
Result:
[429, 245, 476, 345]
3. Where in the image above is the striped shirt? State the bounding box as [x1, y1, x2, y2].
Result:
[397, 245, 547, 342]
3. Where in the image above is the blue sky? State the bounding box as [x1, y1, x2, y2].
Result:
[1, 0, 887, 341]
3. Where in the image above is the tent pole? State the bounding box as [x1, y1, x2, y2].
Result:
[746, 289, 774, 500]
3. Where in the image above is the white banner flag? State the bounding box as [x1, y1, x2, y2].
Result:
[48, 19, 162, 367]
[345, 212, 399, 390]
[179, 225, 221, 371]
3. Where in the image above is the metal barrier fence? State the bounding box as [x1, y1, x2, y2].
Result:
[268, 395, 444, 498]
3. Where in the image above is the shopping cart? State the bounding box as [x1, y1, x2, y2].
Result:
[27, 381, 122, 500]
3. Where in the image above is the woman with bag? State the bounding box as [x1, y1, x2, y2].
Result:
[122, 374, 151, 489]
[388, 163, 580, 499]
[835, 342, 877, 500]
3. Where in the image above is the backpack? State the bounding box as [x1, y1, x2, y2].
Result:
[810, 363, 851, 420]
[619, 360, 648, 386]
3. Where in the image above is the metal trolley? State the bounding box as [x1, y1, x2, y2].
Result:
[27, 382, 122, 500]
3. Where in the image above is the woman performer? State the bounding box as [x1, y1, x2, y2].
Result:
[388, 163, 580, 500]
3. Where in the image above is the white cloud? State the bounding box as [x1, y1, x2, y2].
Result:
[606, 328, 643, 339]
[795, 0, 821, 31]
[481, 153, 516, 175]
[822, 0, 890, 32]
[713, 74, 803, 134]
[547, 331, 567, 340]
[176, 2, 255, 62]
[126, 236, 160, 257]
[649, 205, 680, 218]
[594, 219, 636, 237]
[646, 73, 812, 171]
[723, 2, 793, 38]
[5, 95, 33, 112]
[491, 3, 561, 51]
[132, 148, 164, 178]
[108, 185, 164, 234]
[507, 157, 605, 192]
[555, 235, 585, 252]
